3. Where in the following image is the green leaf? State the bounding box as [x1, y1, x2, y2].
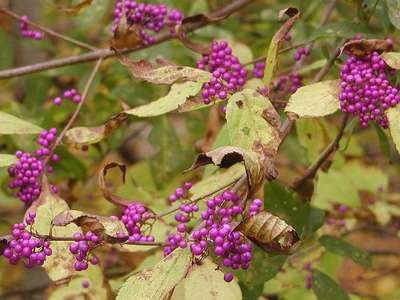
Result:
[381, 52, 400, 69]
[296, 119, 329, 163]
[171, 259, 242, 300]
[0, 154, 17, 167]
[116, 248, 192, 300]
[310, 21, 368, 39]
[262, 8, 299, 87]
[319, 235, 372, 268]
[236, 246, 286, 299]
[226, 89, 281, 155]
[125, 81, 203, 117]
[370, 201, 400, 225]
[312, 269, 350, 300]
[25, 179, 78, 281]
[373, 123, 391, 158]
[285, 80, 340, 118]
[0, 30, 13, 69]
[386, 105, 400, 154]
[264, 182, 325, 237]
[0, 112, 43, 135]
[386, 0, 400, 29]
[149, 117, 187, 188]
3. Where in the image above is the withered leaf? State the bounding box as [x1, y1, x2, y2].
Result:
[341, 39, 393, 57]
[65, 111, 128, 148]
[237, 210, 299, 254]
[188, 146, 265, 195]
[117, 55, 211, 85]
[111, 5, 143, 49]
[98, 162, 130, 207]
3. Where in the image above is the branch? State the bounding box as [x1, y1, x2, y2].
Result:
[43, 57, 103, 166]
[292, 113, 350, 190]
[0, 8, 97, 51]
[0, 0, 253, 79]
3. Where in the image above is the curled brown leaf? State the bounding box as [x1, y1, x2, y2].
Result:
[341, 39, 393, 57]
[237, 210, 299, 254]
[59, 0, 93, 15]
[98, 162, 130, 207]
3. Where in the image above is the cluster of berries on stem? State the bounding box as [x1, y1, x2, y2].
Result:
[197, 41, 247, 104]
[2, 212, 52, 267]
[112, 1, 183, 45]
[8, 128, 59, 204]
[19, 16, 43, 40]
[53, 89, 81, 106]
[68, 232, 100, 271]
[120, 203, 155, 243]
[339, 51, 399, 128]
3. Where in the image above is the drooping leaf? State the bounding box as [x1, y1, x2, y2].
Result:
[312, 269, 350, 300]
[386, 0, 400, 30]
[381, 52, 400, 69]
[285, 80, 340, 118]
[226, 89, 281, 159]
[262, 7, 300, 87]
[25, 178, 78, 281]
[0, 154, 17, 167]
[116, 248, 193, 300]
[0, 112, 43, 135]
[237, 210, 299, 254]
[65, 112, 128, 147]
[386, 105, 400, 154]
[235, 245, 286, 299]
[171, 259, 242, 300]
[52, 209, 128, 242]
[98, 162, 130, 207]
[58, 0, 94, 15]
[125, 82, 203, 117]
[264, 182, 325, 237]
[319, 235, 372, 268]
[189, 146, 266, 194]
[118, 56, 211, 85]
[341, 38, 392, 57]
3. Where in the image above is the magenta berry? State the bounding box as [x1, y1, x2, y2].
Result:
[19, 16, 44, 40]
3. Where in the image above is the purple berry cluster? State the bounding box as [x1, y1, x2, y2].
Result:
[2, 213, 52, 267]
[19, 16, 43, 40]
[112, 1, 183, 45]
[293, 47, 310, 61]
[121, 203, 155, 243]
[252, 61, 265, 78]
[68, 232, 100, 271]
[248, 198, 263, 216]
[275, 72, 302, 94]
[8, 128, 59, 204]
[339, 51, 399, 128]
[196, 41, 247, 104]
[168, 181, 192, 203]
[53, 89, 81, 106]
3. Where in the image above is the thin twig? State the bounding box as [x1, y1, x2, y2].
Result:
[43, 57, 103, 166]
[293, 114, 350, 190]
[0, 8, 97, 51]
[0, 0, 253, 79]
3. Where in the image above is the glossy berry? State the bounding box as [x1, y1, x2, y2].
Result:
[19, 16, 44, 40]
[69, 231, 100, 272]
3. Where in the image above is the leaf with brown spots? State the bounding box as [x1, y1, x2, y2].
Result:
[117, 55, 211, 85]
[263, 8, 300, 87]
[0, 112, 43, 135]
[64, 111, 128, 148]
[116, 248, 193, 300]
[237, 210, 299, 254]
[341, 39, 393, 57]
[188, 146, 266, 195]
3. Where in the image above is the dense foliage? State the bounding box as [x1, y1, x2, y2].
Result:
[0, 0, 400, 299]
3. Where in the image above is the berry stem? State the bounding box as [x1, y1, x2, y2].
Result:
[42, 57, 103, 168]
[0, 8, 97, 51]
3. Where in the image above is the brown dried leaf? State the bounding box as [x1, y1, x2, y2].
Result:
[111, 5, 143, 49]
[59, 0, 93, 15]
[53, 209, 128, 243]
[98, 162, 130, 207]
[237, 210, 299, 254]
[188, 146, 265, 195]
[176, 14, 225, 54]
[118, 55, 211, 85]
[65, 112, 128, 148]
[341, 39, 393, 57]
